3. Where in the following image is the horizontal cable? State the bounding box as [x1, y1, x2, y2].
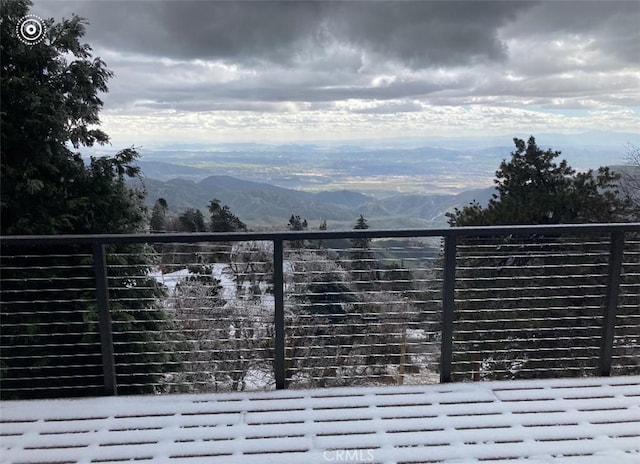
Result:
[457, 262, 605, 271]
[2, 225, 639, 396]
[453, 284, 607, 293]
[1, 384, 104, 393]
[455, 294, 604, 303]
[456, 273, 607, 282]
[454, 317, 602, 326]
[454, 340, 597, 348]
[454, 327, 601, 337]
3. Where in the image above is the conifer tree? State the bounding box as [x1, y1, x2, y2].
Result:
[351, 215, 377, 290]
[209, 199, 247, 232]
[150, 198, 168, 232]
[287, 215, 308, 231]
[178, 208, 207, 232]
[446, 137, 636, 380]
[448, 136, 632, 226]
[0, 1, 176, 398]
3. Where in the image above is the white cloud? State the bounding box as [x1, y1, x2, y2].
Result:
[31, 0, 640, 146]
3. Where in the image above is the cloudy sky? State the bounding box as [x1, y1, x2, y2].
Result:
[31, 0, 640, 148]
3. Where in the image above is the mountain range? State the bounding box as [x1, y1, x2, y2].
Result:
[139, 174, 495, 229]
[126, 133, 638, 229]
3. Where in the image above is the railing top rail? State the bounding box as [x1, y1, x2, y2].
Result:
[1, 222, 639, 247]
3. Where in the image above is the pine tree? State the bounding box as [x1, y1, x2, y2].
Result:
[352, 214, 371, 248]
[351, 215, 377, 291]
[150, 198, 168, 232]
[178, 208, 207, 232]
[287, 215, 308, 231]
[287, 214, 308, 248]
[448, 136, 633, 226]
[446, 137, 636, 381]
[0, 1, 176, 398]
[209, 199, 247, 232]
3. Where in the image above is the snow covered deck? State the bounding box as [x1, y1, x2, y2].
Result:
[2, 376, 639, 464]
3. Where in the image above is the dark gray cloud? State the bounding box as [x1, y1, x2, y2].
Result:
[328, 1, 528, 68]
[501, 1, 640, 65]
[33, 0, 531, 68]
[27, 0, 640, 143]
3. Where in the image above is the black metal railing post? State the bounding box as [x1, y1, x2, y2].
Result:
[599, 231, 625, 377]
[440, 234, 457, 383]
[273, 239, 286, 389]
[92, 242, 117, 395]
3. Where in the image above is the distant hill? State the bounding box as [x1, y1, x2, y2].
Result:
[313, 190, 372, 209]
[140, 174, 494, 229]
[197, 176, 358, 224]
[137, 161, 212, 181]
[127, 136, 638, 199]
[356, 188, 494, 227]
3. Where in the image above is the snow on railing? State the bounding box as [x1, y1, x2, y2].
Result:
[1, 223, 638, 399]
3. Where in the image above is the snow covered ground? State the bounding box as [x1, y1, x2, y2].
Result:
[2, 375, 639, 464]
[150, 263, 238, 302]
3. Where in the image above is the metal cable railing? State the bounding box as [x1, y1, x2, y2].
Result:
[1, 223, 638, 399]
[452, 233, 613, 381]
[283, 241, 441, 388]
